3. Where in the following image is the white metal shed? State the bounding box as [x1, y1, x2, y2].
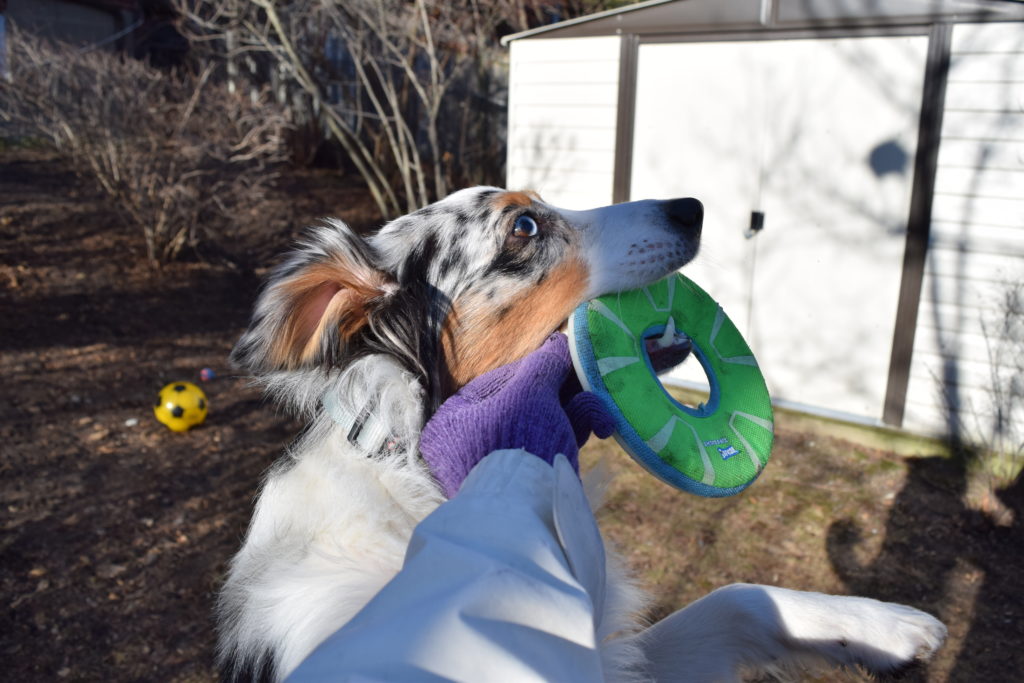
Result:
[504, 0, 1024, 442]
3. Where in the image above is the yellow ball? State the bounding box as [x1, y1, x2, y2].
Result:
[153, 381, 208, 432]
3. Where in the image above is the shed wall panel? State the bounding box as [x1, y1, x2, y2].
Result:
[511, 83, 621, 106]
[950, 20, 1024, 53]
[924, 244, 1024, 284]
[903, 390, 1017, 439]
[931, 193, 1024, 227]
[946, 50, 1024, 82]
[905, 361, 1023, 439]
[905, 21, 1024, 441]
[511, 62, 619, 84]
[508, 126, 616, 152]
[910, 351, 1009, 393]
[508, 147, 618, 170]
[509, 36, 622, 62]
[913, 331, 999, 372]
[511, 104, 618, 129]
[914, 308, 1008, 365]
[942, 111, 1024, 142]
[919, 273, 1020, 314]
[943, 81, 1024, 112]
[933, 167, 1024, 200]
[937, 139, 1024, 170]
[507, 37, 620, 209]
[930, 221, 1024, 257]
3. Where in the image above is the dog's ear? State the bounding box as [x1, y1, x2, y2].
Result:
[231, 221, 397, 374]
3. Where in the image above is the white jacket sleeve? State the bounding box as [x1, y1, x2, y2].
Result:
[287, 449, 607, 683]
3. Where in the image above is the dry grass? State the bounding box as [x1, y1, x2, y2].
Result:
[588, 430, 899, 614]
[586, 421, 1023, 682]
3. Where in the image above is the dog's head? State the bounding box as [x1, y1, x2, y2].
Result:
[232, 187, 702, 415]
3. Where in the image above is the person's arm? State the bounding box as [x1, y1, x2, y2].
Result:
[287, 449, 606, 683]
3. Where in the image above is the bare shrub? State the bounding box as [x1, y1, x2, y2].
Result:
[0, 32, 288, 264]
[178, 0, 517, 218]
[174, 1, 627, 218]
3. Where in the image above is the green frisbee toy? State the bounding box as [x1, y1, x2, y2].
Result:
[568, 273, 773, 497]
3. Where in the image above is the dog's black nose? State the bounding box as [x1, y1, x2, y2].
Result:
[666, 198, 703, 233]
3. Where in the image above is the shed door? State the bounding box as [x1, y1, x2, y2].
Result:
[631, 35, 928, 422]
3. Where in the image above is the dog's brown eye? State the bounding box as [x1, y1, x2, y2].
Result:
[512, 214, 539, 238]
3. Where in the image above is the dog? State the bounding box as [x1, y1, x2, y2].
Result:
[218, 187, 946, 681]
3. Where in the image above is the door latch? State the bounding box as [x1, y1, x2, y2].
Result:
[746, 210, 765, 238]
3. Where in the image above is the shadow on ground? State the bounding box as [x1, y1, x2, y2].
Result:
[827, 453, 1023, 682]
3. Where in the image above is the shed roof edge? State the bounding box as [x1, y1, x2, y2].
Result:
[500, 0, 1024, 45]
[500, 0, 677, 45]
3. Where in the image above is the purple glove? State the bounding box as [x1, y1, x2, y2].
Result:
[420, 333, 615, 498]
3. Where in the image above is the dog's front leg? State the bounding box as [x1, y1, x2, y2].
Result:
[634, 583, 946, 682]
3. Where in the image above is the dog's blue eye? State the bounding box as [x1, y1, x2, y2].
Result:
[513, 215, 539, 238]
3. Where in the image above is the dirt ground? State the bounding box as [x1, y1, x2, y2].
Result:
[2, 150, 1021, 682]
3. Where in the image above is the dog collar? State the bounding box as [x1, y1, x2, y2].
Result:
[322, 391, 395, 456]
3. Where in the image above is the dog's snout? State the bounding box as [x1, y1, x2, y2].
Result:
[666, 198, 703, 234]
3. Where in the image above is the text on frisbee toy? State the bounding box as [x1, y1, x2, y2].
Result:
[703, 437, 742, 460]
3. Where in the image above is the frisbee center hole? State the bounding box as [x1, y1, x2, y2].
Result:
[643, 329, 710, 411]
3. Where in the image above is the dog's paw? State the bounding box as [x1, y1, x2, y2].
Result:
[825, 599, 947, 674]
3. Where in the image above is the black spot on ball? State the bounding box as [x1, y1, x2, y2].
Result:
[154, 396, 162, 407]
[198, 398, 206, 410]
[171, 406, 184, 418]
[174, 384, 186, 392]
